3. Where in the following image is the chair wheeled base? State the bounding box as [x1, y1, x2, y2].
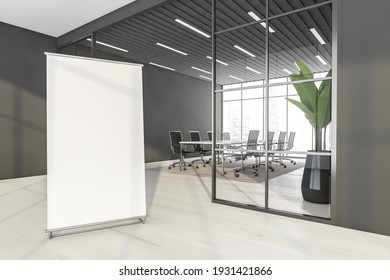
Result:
[168, 158, 194, 170]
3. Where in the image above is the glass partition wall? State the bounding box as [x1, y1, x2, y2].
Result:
[212, 0, 332, 220]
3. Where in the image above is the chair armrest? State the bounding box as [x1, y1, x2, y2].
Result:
[183, 145, 195, 152]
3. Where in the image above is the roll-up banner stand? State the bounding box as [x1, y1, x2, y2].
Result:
[46, 53, 146, 238]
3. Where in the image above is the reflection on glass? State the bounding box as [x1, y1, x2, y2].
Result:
[269, 97, 287, 135]
[269, 5, 332, 82]
[215, 1, 332, 219]
[267, 152, 330, 218]
[216, 23, 265, 85]
[223, 100, 241, 140]
[242, 99, 263, 139]
[287, 92, 313, 152]
[269, 78, 331, 217]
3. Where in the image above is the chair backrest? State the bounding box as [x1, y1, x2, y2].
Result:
[268, 131, 275, 142]
[207, 131, 212, 141]
[277, 131, 287, 150]
[287, 131, 296, 150]
[222, 132, 231, 140]
[169, 131, 183, 154]
[189, 131, 202, 151]
[267, 131, 275, 150]
[247, 130, 260, 150]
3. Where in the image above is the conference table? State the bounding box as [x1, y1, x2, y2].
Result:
[178, 139, 265, 172]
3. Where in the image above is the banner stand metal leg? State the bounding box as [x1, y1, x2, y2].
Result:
[46, 215, 148, 239]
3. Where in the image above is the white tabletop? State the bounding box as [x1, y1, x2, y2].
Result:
[180, 139, 247, 145]
[180, 139, 265, 145]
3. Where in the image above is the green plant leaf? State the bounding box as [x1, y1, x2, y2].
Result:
[286, 98, 316, 127]
[317, 69, 332, 128]
[287, 61, 332, 151]
[290, 80, 318, 113]
[317, 79, 332, 128]
[290, 60, 319, 112]
[294, 60, 313, 79]
[318, 69, 332, 94]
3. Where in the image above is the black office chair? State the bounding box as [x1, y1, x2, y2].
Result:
[222, 132, 230, 140]
[269, 131, 287, 168]
[168, 131, 195, 170]
[189, 131, 211, 167]
[231, 130, 260, 177]
[281, 131, 296, 165]
[222, 131, 240, 163]
[207, 131, 212, 141]
[255, 131, 275, 172]
[206, 131, 215, 163]
[267, 131, 275, 150]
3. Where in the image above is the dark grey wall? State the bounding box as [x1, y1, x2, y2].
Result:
[0, 22, 57, 180]
[60, 44, 212, 163]
[335, 0, 390, 235]
[143, 64, 212, 162]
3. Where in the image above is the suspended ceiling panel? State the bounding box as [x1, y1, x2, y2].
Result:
[75, 0, 332, 85]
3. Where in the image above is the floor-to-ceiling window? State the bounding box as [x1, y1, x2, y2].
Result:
[213, 0, 333, 220]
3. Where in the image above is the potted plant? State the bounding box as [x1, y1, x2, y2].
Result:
[286, 60, 332, 204]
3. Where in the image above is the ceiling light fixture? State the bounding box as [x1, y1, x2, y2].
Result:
[234, 45, 256, 58]
[310, 28, 326, 45]
[175, 19, 210, 38]
[149, 62, 175, 71]
[86, 38, 128, 52]
[199, 75, 212, 81]
[229, 75, 244, 81]
[245, 66, 261, 74]
[206, 56, 228, 66]
[248, 11, 261, 21]
[248, 12, 275, 33]
[283, 68, 293, 75]
[156, 43, 188, 55]
[191, 66, 212, 74]
[261, 22, 275, 33]
[316, 55, 327, 65]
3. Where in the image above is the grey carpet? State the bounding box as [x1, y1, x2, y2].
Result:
[150, 159, 304, 184]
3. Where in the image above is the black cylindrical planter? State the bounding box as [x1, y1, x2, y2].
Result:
[301, 151, 331, 204]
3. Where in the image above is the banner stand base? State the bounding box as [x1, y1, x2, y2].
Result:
[46, 215, 148, 239]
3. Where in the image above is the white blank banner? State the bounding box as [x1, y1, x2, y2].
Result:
[46, 53, 146, 231]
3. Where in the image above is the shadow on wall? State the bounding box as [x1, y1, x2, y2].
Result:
[0, 79, 46, 180]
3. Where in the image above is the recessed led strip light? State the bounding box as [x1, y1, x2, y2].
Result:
[316, 55, 327, 65]
[199, 75, 212, 81]
[234, 45, 256, 58]
[191, 66, 211, 74]
[86, 38, 128, 52]
[149, 62, 175, 71]
[206, 56, 228, 66]
[310, 28, 326, 45]
[283, 69, 293, 75]
[248, 12, 275, 33]
[294, 61, 300, 70]
[156, 43, 188, 56]
[175, 19, 210, 38]
[229, 75, 244, 81]
[246, 66, 261, 74]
